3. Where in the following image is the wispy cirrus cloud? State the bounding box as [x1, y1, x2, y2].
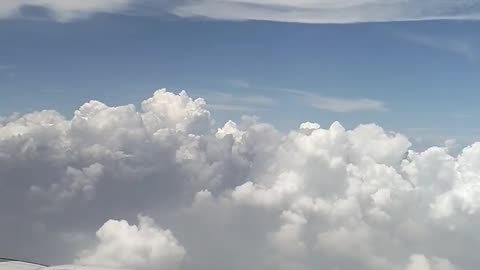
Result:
[207, 103, 259, 112]
[205, 92, 276, 112]
[172, 0, 480, 24]
[283, 88, 387, 113]
[0, 0, 132, 22]
[225, 78, 251, 89]
[4, 0, 480, 23]
[309, 95, 386, 112]
[399, 32, 480, 61]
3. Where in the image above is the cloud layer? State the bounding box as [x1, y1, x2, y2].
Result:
[4, 0, 480, 23]
[1, 89, 480, 270]
[0, 0, 131, 22]
[172, 0, 480, 23]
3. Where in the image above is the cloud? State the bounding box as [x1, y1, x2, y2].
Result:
[172, 0, 480, 24]
[205, 92, 276, 112]
[0, 0, 131, 22]
[207, 103, 259, 112]
[4, 0, 480, 23]
[284, 89, 386, 112]
[308, 96, 386, 112]
[30, 163, 105, 211]
[76, 215, 186, 270]
[3, 88, 480, 270]
[225, 79, 251, 89]
[399, 33, 479, 61]
[406, 255, 457, 270]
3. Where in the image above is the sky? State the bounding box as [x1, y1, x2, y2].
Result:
[2, 1, 480, 147]
[2, 1, 480, 270]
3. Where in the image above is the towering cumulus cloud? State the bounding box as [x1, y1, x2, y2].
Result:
[0, 89, 479, 270]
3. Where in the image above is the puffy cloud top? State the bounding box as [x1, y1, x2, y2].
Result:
[76, 215, 185, 270]
[1, 89, 480, 270]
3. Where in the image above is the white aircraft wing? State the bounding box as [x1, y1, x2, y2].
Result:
[1, 259, 126, 270]
[0, 258, 46, 270]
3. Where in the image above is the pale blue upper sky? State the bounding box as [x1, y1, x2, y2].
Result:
[1, 1, 480, 146]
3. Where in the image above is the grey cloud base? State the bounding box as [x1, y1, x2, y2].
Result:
[0, 89, 478, 270]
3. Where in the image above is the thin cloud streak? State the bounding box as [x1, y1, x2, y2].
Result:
[399, 32, 479, 61]
[282, 88, 387, 113]
[207, 104, 259, 112]
[0, 0, 132, 22]
[225, 79, 251, 89]
[204, 91, 276, 112]
[4, 0, 480, 23]
[172, 0, 480, 24]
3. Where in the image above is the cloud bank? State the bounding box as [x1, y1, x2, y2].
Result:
[3, 0, 480, 23]
[1, 89, 480, 270]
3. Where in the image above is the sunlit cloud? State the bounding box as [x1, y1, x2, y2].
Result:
[2, 89, 480, 269]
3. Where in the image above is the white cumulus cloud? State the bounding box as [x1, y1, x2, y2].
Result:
[2, 88, 480, 270]
[76, 215, 185, 270]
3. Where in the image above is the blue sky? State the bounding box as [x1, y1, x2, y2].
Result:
[1, 1, 480, 146]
